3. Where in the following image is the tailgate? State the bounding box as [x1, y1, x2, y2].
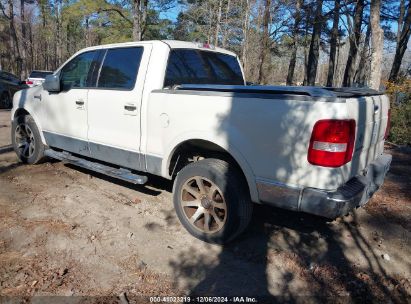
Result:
[345, 94, 390, 177]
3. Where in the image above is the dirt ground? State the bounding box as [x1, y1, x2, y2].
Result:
[0, 109, 410, 303]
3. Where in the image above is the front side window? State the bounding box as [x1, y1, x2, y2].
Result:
[60, 51, 97, 90]
[164, 49, 244, 88]
[97, 47, 143, 90]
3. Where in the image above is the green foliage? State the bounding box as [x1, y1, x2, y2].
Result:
[390, 102, 411, 146]
[385, 80, 411, 146]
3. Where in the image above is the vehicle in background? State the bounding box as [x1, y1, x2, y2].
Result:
[25, 70, 53, 87]
[0, 71, 27, 109]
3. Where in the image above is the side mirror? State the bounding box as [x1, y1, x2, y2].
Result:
[43, 74, 60, 92]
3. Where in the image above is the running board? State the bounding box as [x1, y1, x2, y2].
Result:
[45, 149, 148, 185]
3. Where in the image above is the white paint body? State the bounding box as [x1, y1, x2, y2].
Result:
[11, 40, 390, 204]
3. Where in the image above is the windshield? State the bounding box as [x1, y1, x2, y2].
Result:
[164, 49, 244, 88]
[29, 71, 53, 79]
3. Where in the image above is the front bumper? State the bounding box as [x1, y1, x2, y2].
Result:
[257, 154, 392, 219]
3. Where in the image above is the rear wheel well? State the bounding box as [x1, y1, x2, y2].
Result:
[168, 139, 249, 191]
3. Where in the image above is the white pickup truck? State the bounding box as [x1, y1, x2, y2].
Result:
[11, 40, 391, 243]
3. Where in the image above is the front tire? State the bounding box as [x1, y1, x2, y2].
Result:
[173, 158, 253, 244]
[12, 115, 45, 164]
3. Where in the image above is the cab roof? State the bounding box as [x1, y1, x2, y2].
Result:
[80, 40, 237, 57]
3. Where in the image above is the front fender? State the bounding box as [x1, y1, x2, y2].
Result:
[12, 89, 47, 145]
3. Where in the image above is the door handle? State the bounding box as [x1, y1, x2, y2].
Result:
[124, 105, 137, 111]
[75, 100, 84, 106]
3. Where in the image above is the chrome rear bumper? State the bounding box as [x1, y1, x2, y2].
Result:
[257, 154, 392, 218]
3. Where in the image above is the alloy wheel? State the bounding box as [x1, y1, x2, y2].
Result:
[14, 123, 36, 159]
[180, 176, 227, 233]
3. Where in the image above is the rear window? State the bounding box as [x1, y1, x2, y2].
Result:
[29, 71, 53, 78]
[164, 49, 244, 88]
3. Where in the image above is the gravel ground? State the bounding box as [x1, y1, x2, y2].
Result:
[0, 109, 410, 303]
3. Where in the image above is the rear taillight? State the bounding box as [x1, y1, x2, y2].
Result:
[25, 80, 33, 85]
[384, 109, 391, 140]
[308, 119, 356, 168]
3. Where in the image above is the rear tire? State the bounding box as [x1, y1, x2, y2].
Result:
[11, 115, 45, 164]
[173, 158, 253, 244]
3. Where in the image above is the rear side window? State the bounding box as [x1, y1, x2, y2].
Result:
[164, 49, 244, 88]
[61, 51, 97, 90]
[97, 47, 143, 90]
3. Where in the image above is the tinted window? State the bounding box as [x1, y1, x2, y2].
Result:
[0, 72, 18, 82]
[29, 71, 53, 78]
[61, 51, 97, 90]
[164, 49, 244, 87]
[97, 47, 143, 89]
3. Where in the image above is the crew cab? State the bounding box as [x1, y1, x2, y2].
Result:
[11, 40, 391, 243]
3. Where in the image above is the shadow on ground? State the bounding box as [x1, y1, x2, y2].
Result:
[37, 149, 411, 303]
[0, 162, 23, 174]
[167, 203, 410, 303]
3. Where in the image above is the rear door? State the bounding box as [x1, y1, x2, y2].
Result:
[87, 45, 152, 171]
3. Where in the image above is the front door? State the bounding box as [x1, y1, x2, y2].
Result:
[87, 45, 150, 171]
[42, 50, 99, 155]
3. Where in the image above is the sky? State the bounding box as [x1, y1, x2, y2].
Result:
[159, 4, 181, 22]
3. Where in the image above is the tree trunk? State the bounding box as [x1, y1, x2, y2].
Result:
[306, 0, 323, 86]
[8, 0, 22, 76]
[369, 0, 383, 90]
[20, 0, 27, 79]
[302, 15, 309, 86]
[214, 0, 222, 46]
[85, 16, 90, 47]
[132, 0, 147, 41]
[40, 0, 48, 70]
[355, 24, 371, 85]
[28, 19, 33, 71]
[326, 0, 340, 87]
[342, 0, 365, 87]
[257, 0, 271, 84]
[389, 0, 411, 82]
[241, 0, 251, 75]
[141, 0, 148, 39]
[56, 0, 63, 67]
[286, 0, 302, 86]
[222, 0, 231, 48]
[397, 0, 405, 44]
